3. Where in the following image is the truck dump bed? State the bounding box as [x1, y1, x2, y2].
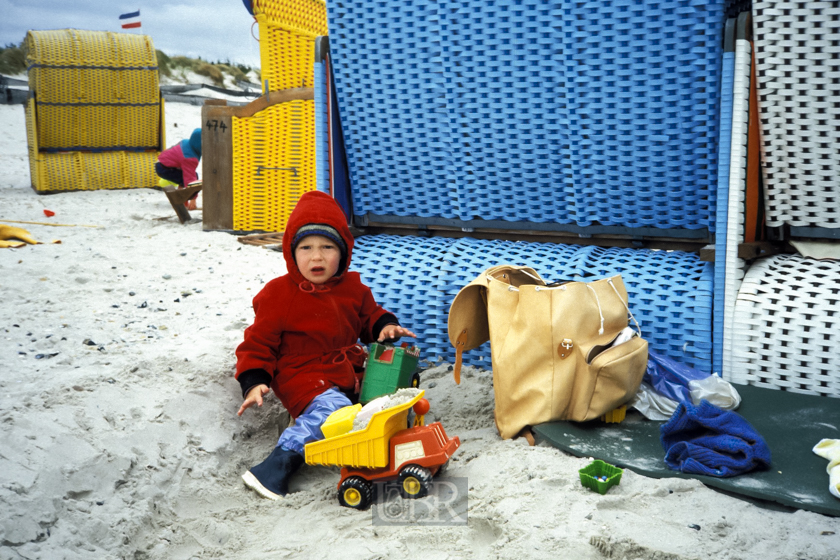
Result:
[305, 391, 423, 469]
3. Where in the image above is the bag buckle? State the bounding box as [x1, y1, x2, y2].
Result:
[558, 338, 574, 359]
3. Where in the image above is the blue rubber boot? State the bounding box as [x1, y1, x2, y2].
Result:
[242, 446, 304, 500]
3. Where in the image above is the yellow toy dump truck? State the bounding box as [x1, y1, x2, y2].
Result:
[304, 389, 460, 510]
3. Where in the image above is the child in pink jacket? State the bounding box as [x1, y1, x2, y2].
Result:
[156, 128, 201, 209]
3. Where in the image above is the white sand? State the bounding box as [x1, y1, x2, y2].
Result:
[1, 101, 838, 560]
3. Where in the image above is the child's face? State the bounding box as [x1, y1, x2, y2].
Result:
[294, 234, 341, 284]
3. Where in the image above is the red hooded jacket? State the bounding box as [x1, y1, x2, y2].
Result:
[235, 191, 397, 417]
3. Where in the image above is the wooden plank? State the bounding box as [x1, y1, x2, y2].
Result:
[237, 232, 285, 247]
[737, 241, 786, 261]
[744, 45, 764, 243]
[357, 222, 710, 253]
[201, 102, 234, 231]
[228, 88, 313, 118]
[200, 89, 313, 121]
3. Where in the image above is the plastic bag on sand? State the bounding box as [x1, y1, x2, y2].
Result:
[689, 374, 741, 410]
[630, 382, 681, 421]
[629, 351, 741, 421]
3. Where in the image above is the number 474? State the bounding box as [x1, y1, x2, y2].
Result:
[206, 119, 227, 132]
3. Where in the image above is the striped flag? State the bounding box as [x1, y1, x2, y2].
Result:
[119, 10, 141, 29]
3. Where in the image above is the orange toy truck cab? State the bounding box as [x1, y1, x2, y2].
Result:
[337, 421, 460, 509]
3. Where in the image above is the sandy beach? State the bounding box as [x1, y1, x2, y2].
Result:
[1, 100, 839, 560]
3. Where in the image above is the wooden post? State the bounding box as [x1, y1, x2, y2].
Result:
[202, 100, 234, 231]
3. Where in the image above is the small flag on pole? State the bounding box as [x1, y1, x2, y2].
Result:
[119, 10, 142, 29]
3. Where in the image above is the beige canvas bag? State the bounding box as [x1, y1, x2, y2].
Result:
[448, 265, 648, 439]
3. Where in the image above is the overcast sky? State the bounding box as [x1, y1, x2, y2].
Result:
[1, 0, 263, 68]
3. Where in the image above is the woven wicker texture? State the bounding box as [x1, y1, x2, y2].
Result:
[253, 0, 327, 91]
[32, 150, 159, 193]
[329, 0, 451, 219]
[351, 236, 712, 371]
[732, 254, 840, 398]
[34, 104, 160, 152]
[258, 17, 318, 90]
[352, 235, 457, 361]
[328, 0, 725, 229]
[24, 29, 160, 152]
[24, 90, 160, 193]
[720, 38, 751, 380]
[440, 1, 564, 225]
[24, 99, 39, 190]
[713, 46, 736, 374]
[252, 0, 327, 37]
[314, 59, 330, 194]
[24, 29, 157, 67]
[231, 99, 317, 232]
[28, 67, 158, 105]
[752, 1, 840, 228]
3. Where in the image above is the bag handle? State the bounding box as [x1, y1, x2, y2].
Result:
[585, 284, 607, 335]
[608, 277, 642, 336]
[515, 268, 543, 283]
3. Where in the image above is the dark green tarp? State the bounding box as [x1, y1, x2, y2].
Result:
[533, 383, 840, 516]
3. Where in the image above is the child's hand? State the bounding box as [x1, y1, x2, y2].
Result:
[378, 324, 417, 342]
[238, 384, 270, 416]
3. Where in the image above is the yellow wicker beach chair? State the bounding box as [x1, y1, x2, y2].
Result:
[251, 0, 327, 92]
[23, 29, 164, 192]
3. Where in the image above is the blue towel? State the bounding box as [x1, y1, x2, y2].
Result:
[660, 400, 771, 477]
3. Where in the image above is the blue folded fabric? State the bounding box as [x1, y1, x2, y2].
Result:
[660, 400, 771, 477]
[644, 349, 708, 404]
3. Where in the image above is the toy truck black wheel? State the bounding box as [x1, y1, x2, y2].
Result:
[338, 477, 373, 510]
[410, 372, 420, 388]
[398, 465, 432, 499]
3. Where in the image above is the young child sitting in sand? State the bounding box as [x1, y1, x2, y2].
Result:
[235, 190, 415, 500]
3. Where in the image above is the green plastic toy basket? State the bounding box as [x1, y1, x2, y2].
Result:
[578, 460, 623, 495]
[358, 342, 420, 404]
